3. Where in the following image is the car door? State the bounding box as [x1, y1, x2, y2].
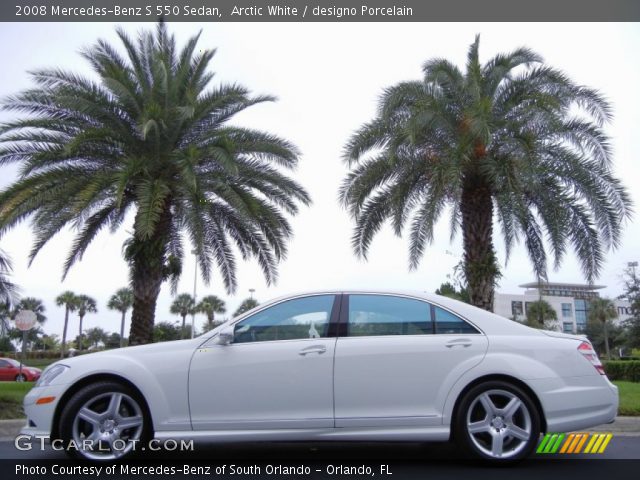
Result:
[189, 294, 339, 430]
[334, 294, 488, 427]
[0, 359, 10, 380]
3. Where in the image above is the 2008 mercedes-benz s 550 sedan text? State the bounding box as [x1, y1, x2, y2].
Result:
[22, 291, 618, 463]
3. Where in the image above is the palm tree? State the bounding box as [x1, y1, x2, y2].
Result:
[0, 22, 310, 346]
[14, 297, 47, 324]
[85, 327, 108, 349]
[589, 297, 617, 360]
[524, 299, 557, 330]
[0, 249, 18, 306]
[55, 291, 77, 358]
[170, 293, 196, 339]
[233, 298, 259, 317]
[107, 287, 133, 347]
[75, 294, 97, 352]
[340, 36, 631, 311]
[197, 295, 226, 330]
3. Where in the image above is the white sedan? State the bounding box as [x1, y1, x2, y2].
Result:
[22, 291, 618, 463]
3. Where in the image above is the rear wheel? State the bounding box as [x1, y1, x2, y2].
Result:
[59, 381, 150, 461]
[454, 381, 540, 463]
[15, 374, 26, 382]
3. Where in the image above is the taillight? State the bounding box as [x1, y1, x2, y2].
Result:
[578, 341, 606, 375]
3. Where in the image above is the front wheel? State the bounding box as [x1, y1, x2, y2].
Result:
[454, 381, 541, 463]
[59, 381, 150, 461]
[15, 374, 26, 382]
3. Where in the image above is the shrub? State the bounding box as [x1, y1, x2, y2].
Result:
[603, 360, 640, 382]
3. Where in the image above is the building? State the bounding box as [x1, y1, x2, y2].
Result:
[493, 281, 632, 334]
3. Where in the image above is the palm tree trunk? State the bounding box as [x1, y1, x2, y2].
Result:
[208, 313, 214, 329]
[603, 319, 611, 360]
[460, 181, 498, 311]
[120, 311, 126, 348]
[130, 268, 163, 345]
[181, 315, 186, 339]
[128, 208, 171, 346]
[60, 308, 69, 359]
[78, 315, 84, 351]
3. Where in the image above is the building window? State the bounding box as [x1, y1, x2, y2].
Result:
[562, 303, 572, 318]
[574, 299, 589, 332]
[563, 322, 574, 334]
[511, 301, 523, 318]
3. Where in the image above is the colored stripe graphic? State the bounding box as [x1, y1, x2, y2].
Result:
[538, 432, 613, 454]
[598, 434, 613, 453]
[550, 433, 565, 453]
[574, 433, 589, 453]
[537, 433, 552, 453]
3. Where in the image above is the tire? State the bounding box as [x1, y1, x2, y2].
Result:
[454, 380, 541, 463]
[15, 374, 26, 382]
[59, 381, 151, 461]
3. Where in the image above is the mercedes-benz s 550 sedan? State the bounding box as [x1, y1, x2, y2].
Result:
[21, 291, 618, 462]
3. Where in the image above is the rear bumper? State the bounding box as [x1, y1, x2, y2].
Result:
[530, 375, 618, 433]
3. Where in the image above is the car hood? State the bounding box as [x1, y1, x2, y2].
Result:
[60, 337, 207, 367]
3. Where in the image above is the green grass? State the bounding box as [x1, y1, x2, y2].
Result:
[0, 382, 33, 420]
[23, 358, 59, 369]
[614, 381, 640, 416]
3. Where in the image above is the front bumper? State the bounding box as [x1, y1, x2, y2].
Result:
[21, 383, 69, 438]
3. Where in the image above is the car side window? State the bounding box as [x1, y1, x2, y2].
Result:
[434, 306, 479, 334]
[233, 295, 335, 343]
[348, 295, 432, 336]
[0, 360, 7, 367]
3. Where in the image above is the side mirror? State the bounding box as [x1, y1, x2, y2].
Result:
[216, 326, 234, 345]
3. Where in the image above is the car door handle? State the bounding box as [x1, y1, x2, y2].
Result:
[445, 339, 472, 348]
[299, 345, 327, 356]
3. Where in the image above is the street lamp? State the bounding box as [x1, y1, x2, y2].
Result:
[249, 288, 255, 299]
[191, 249, 197, 339]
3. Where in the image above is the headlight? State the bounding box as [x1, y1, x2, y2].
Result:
[35, 364, 69, 387]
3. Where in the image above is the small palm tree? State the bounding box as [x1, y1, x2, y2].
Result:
[233, 298, 259, 317]
[170, 293, 196, 339]
[55, 291, 78, 358]
[0, 249, 18, 306]
[14, 297, 47, 324]
[589, 297, 617, 360]
[525, 300, 557, 330]
[0, 22, 310, 346]
[75, 294, 97, 352]
[85, 327, 108, 349]
[340, 36, 631, 311]
[107, 287, 134, 347]
[197, 295, 226, 330]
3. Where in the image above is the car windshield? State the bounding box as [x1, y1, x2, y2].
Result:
[3, 358, 20, 367]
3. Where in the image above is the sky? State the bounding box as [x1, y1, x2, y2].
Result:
[0, 22, 639, 338]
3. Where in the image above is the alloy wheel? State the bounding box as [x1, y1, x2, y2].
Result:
[465, 388, 532, 459]
[71, 391, 144, 460]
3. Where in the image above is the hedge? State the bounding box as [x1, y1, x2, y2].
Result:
[603, 361, 640, 382]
